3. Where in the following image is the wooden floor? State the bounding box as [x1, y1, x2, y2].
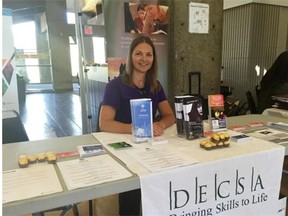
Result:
[20, 90, 83, 141]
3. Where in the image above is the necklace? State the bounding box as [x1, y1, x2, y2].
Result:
[136, 86, 148, 97]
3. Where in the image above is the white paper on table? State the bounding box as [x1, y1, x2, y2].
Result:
[92, 126, 182, 175]
[92, 132, 133, 145]
[246, 128, 288, 144]
[126, 146, 198, 173]
[3, 164, 63, 204]
[92, 132, 152, 175]
[57, 154, 132, 190]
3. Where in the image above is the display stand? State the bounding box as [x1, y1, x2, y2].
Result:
[74, 1, 92, 134]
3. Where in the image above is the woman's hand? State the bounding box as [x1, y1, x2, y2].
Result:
[153, 122, 164, 136]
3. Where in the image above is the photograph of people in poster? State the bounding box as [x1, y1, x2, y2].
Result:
[124, 2, 169, 35]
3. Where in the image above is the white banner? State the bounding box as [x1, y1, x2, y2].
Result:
[2, 9, 19, 112]
[140, 148, 284, 216]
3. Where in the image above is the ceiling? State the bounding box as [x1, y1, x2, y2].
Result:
[2, 0, 103, 26]
[3, 0, 102, 16]
[3, 0, 46, 23]
[3, 0, 46, 11]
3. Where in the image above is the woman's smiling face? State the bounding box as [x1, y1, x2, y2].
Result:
[132, 42, 154, 74]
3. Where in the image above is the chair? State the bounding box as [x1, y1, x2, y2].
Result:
[2, 109, 29, 144]
[32, 204, 79, 216]
[255, 85, 261, 104]
[246, 91, 258, 114]
[96, 102, 102, 133]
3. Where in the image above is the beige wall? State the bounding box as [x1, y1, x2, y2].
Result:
[222, 3, 288, 104]
[277, 7, 288, 54]
[224, 0, 288, 10]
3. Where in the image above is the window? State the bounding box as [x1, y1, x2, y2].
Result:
[67, 12, 75, 24]
[12, 21, 40, 83]
[92, 37, 106, 64]
[69, 36, 79, 77]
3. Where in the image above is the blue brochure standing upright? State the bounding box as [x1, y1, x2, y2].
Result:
[130, 98, 153, 143]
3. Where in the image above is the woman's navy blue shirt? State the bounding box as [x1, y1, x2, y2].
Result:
[102, 76, 167, 123]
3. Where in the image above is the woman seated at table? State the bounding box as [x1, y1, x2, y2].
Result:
[99, 35, 175, 136]
[257, 51, 288, 114]
[99, 35, 175, 215]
